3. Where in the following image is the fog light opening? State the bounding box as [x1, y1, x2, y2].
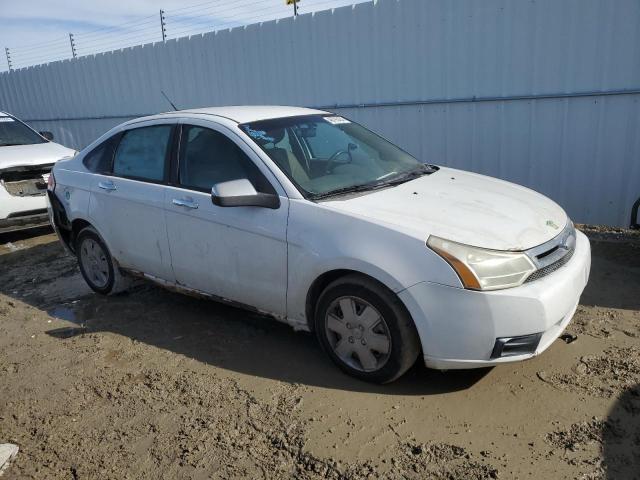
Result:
[490, 333, 543, 359]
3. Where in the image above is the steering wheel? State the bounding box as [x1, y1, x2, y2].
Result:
[325, 149, 352, 174]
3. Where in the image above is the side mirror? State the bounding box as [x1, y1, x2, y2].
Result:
[211, 179, 280, 209]
[39, 131, 54, 141]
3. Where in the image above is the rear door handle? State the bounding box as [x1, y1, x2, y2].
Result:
[172, 198, 199, 209]
[98, 180, 116, 191]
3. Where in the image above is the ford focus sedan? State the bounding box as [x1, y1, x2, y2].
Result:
[47, 106, 591, 383]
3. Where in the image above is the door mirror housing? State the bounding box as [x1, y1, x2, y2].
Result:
[39, 131, 54, 141]
[211, 179, 280, 209]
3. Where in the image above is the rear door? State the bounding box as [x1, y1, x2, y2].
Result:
[164, 120, 289, 317]
[89, 121, 176, 282]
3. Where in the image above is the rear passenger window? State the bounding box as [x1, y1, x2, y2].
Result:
[179, 125, 275, 194]
[113, 125, 172, 181]
[82, 135, 119, 173]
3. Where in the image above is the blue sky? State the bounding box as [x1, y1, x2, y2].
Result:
[0, 0, 370, 72]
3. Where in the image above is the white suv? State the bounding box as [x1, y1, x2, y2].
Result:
[48, 106, 591, 383]
[0, 111, 75, 233]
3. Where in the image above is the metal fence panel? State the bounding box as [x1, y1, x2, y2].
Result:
[1, 0, 639, 227]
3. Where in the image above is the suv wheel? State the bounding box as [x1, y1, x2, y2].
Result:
[314, 274, 420, 383]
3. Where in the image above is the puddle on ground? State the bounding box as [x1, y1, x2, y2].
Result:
[45, 302, 96, 339]
[46, 326, 87, 339]
[46, 301, 96, 323]
[46, 306, 77, 322]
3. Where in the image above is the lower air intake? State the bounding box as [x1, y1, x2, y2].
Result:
[490, 332, 543, 359]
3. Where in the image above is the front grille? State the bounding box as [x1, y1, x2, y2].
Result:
[525, 247, 575, 283]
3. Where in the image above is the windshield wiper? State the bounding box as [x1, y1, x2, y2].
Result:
[382, 164, 436, 185]
[309, 182, 387, 200]
[309, 164, 438, 201]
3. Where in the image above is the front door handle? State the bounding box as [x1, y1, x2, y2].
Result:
[98, 180, 116, 191]
[172, 197, 199, 209]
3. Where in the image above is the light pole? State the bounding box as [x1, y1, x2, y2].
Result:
[69, 33, 77, 58]
[160, 9, 167, 41]
[286, 0, 299, 16]
[4, 47, 12, 71]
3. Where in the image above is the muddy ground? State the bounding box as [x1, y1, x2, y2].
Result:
[0, 226, 639, 479]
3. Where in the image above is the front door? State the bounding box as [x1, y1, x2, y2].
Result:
[164, 123, 288, 317]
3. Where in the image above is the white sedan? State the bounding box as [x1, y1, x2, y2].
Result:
[47, 106, 591, 383]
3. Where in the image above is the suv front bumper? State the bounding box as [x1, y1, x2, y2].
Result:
[0, 183, 50, 233]
[0, 211, 50, 233]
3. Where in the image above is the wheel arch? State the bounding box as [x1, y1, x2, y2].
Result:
[66, 218, 113, 259]
[53, 214, 93, 254]
[70, 218, 93, 251]
[304, 267, 415, 334]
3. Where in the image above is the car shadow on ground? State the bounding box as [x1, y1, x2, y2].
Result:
[580, 239, 640, 311]
[603, 383, 640, 478]
[0, 234, 490, 396]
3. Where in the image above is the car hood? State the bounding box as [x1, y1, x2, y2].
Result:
[322, 167, 568, 251]
[0, 142, 76, 170]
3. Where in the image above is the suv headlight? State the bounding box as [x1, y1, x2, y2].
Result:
[427, 236, 536, 291]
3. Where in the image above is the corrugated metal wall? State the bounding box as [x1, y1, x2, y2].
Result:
[1, 0, 639, 227]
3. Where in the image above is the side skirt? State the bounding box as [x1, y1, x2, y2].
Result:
[121, 269, 310, 331]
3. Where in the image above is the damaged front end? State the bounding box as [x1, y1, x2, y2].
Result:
[0, 164, 53, 233]
[1, 164, 52, 196]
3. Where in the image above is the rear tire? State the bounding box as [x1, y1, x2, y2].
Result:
[76, 226, 132, 295]
[314, 274, 420, 384]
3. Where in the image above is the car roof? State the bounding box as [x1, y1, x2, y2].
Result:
[0, 111, 20, 120]
[4, 106, 331, 124]
[130, 105, 329, 125]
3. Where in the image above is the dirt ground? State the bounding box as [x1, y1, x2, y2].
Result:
[0, 226, 638, 479]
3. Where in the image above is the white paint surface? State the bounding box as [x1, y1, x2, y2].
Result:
[49, 107, 591, 370]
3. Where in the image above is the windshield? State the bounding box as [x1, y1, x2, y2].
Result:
[0, 115, 46, 147]
[240, 115, 431, 198]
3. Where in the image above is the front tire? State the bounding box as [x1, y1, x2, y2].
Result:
[314, 274, 420, 384]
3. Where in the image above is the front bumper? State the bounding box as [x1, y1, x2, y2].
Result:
[0, 211, 50, 233]
[0, 183, 49, 233]
[399, 230, 591, 369]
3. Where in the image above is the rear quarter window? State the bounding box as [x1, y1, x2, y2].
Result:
[82, 135, 120, 173]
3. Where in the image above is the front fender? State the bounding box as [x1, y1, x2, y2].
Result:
[286, 199, 462, 329]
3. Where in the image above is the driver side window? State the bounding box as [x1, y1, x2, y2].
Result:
[179, 125, 275, 194]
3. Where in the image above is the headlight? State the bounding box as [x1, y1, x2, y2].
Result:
[427, 236, 536, 291]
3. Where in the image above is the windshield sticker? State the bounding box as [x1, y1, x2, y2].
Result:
[325, 116, 350, 125]
[244, 127, 275, 143]
[0, 117, 14, 122]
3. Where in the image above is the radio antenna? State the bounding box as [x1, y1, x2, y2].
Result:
[161, 90, 178, 111]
